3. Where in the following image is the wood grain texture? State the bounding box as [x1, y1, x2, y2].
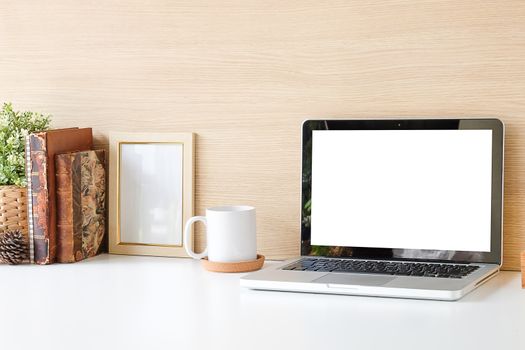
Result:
[521, 251, 525, 287]
[1, 1, 524, 269]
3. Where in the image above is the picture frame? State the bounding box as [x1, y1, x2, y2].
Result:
[108, 132, 194, 257]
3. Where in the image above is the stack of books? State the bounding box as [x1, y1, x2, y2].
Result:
[25, 128, 106, 264]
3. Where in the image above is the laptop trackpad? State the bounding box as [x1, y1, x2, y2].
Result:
[314, 273, 395, 286]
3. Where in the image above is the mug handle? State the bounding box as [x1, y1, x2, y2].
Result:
[184, 216, 208, 259]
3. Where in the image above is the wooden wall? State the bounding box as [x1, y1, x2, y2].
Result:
[1, 1, 524, 269]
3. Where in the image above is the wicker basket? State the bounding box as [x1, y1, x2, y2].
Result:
[0, 185, 28, 235]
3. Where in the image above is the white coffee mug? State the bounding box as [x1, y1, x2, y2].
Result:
[184, 205, 257, 262]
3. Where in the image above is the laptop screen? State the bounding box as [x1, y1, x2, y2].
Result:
[311, 129, 492, 252]
[301, 119, 504, 264]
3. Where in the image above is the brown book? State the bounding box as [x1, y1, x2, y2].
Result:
[56, 150, 106, 263]
[28, 128, 93, 264]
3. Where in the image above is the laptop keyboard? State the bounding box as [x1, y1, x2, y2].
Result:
[283, 258, 479, 279]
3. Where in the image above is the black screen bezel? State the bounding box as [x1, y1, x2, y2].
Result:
[301, 119, 504, 265]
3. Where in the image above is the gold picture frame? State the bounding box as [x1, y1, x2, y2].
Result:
[108, 132, 194, 257]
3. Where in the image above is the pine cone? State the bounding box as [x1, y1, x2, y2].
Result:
[0, 230, 28, 265]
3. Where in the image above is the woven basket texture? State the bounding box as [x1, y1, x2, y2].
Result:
[0, 185, 28, 235]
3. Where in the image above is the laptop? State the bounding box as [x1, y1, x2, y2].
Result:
[241, 119, 504, 301]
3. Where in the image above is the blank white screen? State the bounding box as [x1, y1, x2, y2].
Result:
[311, 130, 492, 252]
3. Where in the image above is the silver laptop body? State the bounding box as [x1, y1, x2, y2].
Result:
[241, 119, 504, 301]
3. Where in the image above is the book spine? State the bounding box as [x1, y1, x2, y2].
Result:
[80, 150, 106, 260]
[29, 133, 51, 265]
[25, 136, 34, 263]
[56, 151, 105, 262]
[56, 154, 75, 263]
[72, 153, 84, 261]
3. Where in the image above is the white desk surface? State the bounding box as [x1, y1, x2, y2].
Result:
[1, 254, 524, 350]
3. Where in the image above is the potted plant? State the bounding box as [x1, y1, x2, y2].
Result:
[0, 103, 50, 239]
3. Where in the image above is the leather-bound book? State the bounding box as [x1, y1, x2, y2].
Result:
[56, 150, 105, 263]
[27, 128, 93, 264]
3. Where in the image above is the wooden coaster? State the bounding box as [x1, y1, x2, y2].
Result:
[202, 254, 265, 273]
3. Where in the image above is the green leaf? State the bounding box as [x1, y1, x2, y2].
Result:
[0, 103, 51, 186]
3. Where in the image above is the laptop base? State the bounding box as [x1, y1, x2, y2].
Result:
[241, 258, 500, 301]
